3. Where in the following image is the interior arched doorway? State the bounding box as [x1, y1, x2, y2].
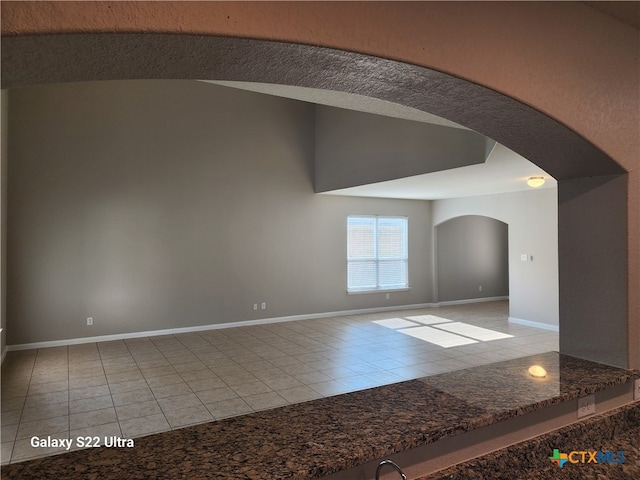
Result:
[435, 216, 509, 304]
[1, 33, 628, 367]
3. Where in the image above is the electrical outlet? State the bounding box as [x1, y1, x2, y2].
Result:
[634, 378, 640, 401]
[478, 286, 483, 291]
[261, 302, 267, 310]
[86, 317, 93, 326]
[577, 394, 596, 418]
[253, 304, 258, 311]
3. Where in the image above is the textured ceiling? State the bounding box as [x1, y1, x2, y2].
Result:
[204, 81, 556, 200]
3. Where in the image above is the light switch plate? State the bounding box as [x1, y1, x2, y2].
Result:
[577, 394, 596, 418]
[634, 378, 640, 401]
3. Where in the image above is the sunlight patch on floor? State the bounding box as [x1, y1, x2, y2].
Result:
[435, 322, 514, 341]
[405, 315, 452, 325]
[398, 325, 479, 348]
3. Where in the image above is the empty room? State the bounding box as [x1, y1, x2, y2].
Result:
[1, 2, 638, 479]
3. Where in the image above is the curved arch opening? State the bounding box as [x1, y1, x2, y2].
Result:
[434, 215, 509, 304]
[1, 34, 628, 371]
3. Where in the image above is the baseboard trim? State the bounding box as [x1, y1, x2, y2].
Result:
[6, 302, 437, 351]
[509, 316, 559, 332]
[434, 296, 509, 307]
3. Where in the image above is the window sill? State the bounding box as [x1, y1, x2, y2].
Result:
[347, 288, 411, 295]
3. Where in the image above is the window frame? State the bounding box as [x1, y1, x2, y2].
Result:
[346, 215, 409, 294]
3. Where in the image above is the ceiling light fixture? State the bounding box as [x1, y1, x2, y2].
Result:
[527, 176, 546, 188]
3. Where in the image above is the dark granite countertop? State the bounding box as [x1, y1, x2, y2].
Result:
[417, 401, 640, 480]
[2, 352, 637, 479]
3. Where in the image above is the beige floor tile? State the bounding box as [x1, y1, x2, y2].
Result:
[102, 363, 140, 375]
[1, 301, 561, 465]
[150, 382, 192, 399]
[115, 400, 163, 421]
[179, 368, 216, 382]
[145, 373, 184, 388]
[108, 379, 149, 394]
[242, 360, 277, 373]
[69, 375, 108, 389]
[276, 385, 322, 403]
[70, 407, 117, 430]
[1, 442, 14, 465]
[205, 398, 253, 419]
[166, 354, 200, 366]
[139, 365, 177, 378]
[106, 371, 144, 384]
[27, 380, 69, 395]
[195, 387, 239, 404]
[229, 353, 264, 365]
[337, 375, 379, 391]
[157, 393, 202, 412]
[134, 356, 170, 367]
[69, 394, 114, 414]
[172, 361, 208, 374]
[231, 381, 272, 397]
[292, 371, 333, 385]
[163, 405, 213, 428]
[69, 385, 111, 401]
[101, 359, 137, 370]
[216, 371, 258, 386]
[1, 424, 18, 443]
[242, 392, 288, 411]
[20, 403, 69, 422]
[11, 436, 71, 462]
[1, 397, 25, 413]
[1, 385, 29, 400]
[251, 367, 289, 381]
[119, 413, 170, 438]
[365, 371, 405, 386]
[28, 376, 68, 389]
[280, 363, 316, 375]
[68, 366, 105, 379]
[1, 410, 23, 427]
[70, 422, 122, 449]
[185, 377, 227, 392]
[112, 388, 155, 407]
[261, 375, 304, 390]
[16, 415, 69, 440]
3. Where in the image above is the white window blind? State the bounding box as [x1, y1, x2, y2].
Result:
[347, 216, 408, 292]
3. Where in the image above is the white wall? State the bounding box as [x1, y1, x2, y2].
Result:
[433, 188, 559, 328]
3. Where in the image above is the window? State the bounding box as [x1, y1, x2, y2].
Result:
[347, 215, 408, 292]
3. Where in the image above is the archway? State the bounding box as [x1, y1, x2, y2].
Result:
[435, 215, 509, 304]
[1, 33, 628, 367]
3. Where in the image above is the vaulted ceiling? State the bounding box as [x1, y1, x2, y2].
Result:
[204, 80, 556, 200]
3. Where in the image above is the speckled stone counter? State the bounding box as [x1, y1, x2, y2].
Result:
[2, 352, 637, 480]
[417, 402, 640, 480]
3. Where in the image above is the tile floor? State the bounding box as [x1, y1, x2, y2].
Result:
[1, 301, 558, 464]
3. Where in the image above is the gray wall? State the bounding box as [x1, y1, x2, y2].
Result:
[558, 176, 627, 367]
[433, 188, 559, 328]
[314, 105, 490, 192]
[436, 215, 508, 302]
[7, 80, 433, 345]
